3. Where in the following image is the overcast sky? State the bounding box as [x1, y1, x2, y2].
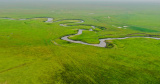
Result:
[0, 0, 160, 4]
[0, 0, 160, 1]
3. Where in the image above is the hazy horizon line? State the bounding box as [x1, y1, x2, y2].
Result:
[0, 0, 160, 2]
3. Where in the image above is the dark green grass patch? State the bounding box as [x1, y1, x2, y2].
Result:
[129, 26, 159, 32]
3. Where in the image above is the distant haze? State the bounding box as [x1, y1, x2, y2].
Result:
[0, 0, 160, 2]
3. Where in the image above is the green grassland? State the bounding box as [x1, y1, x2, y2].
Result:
[0, 1, 160, 84]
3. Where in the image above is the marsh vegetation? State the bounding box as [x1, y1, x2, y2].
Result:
[0, 1, 160, 84]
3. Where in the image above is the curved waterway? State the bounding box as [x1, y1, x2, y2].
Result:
[61, 29, 160, 47]
[1, 17, 160, 48]
[49, 18, 160, 47]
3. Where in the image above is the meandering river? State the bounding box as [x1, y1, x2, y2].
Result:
[48, 18, 159, 47]
[1, 17, 160, 48]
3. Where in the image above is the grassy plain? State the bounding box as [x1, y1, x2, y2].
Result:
[0, 1, 160, 84]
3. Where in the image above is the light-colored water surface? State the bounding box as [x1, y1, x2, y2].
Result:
[57, 18, 160, 47]
[1, 17, 160, 48]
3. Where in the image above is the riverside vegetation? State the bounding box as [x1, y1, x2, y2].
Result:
[0, 1, 160, 84]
